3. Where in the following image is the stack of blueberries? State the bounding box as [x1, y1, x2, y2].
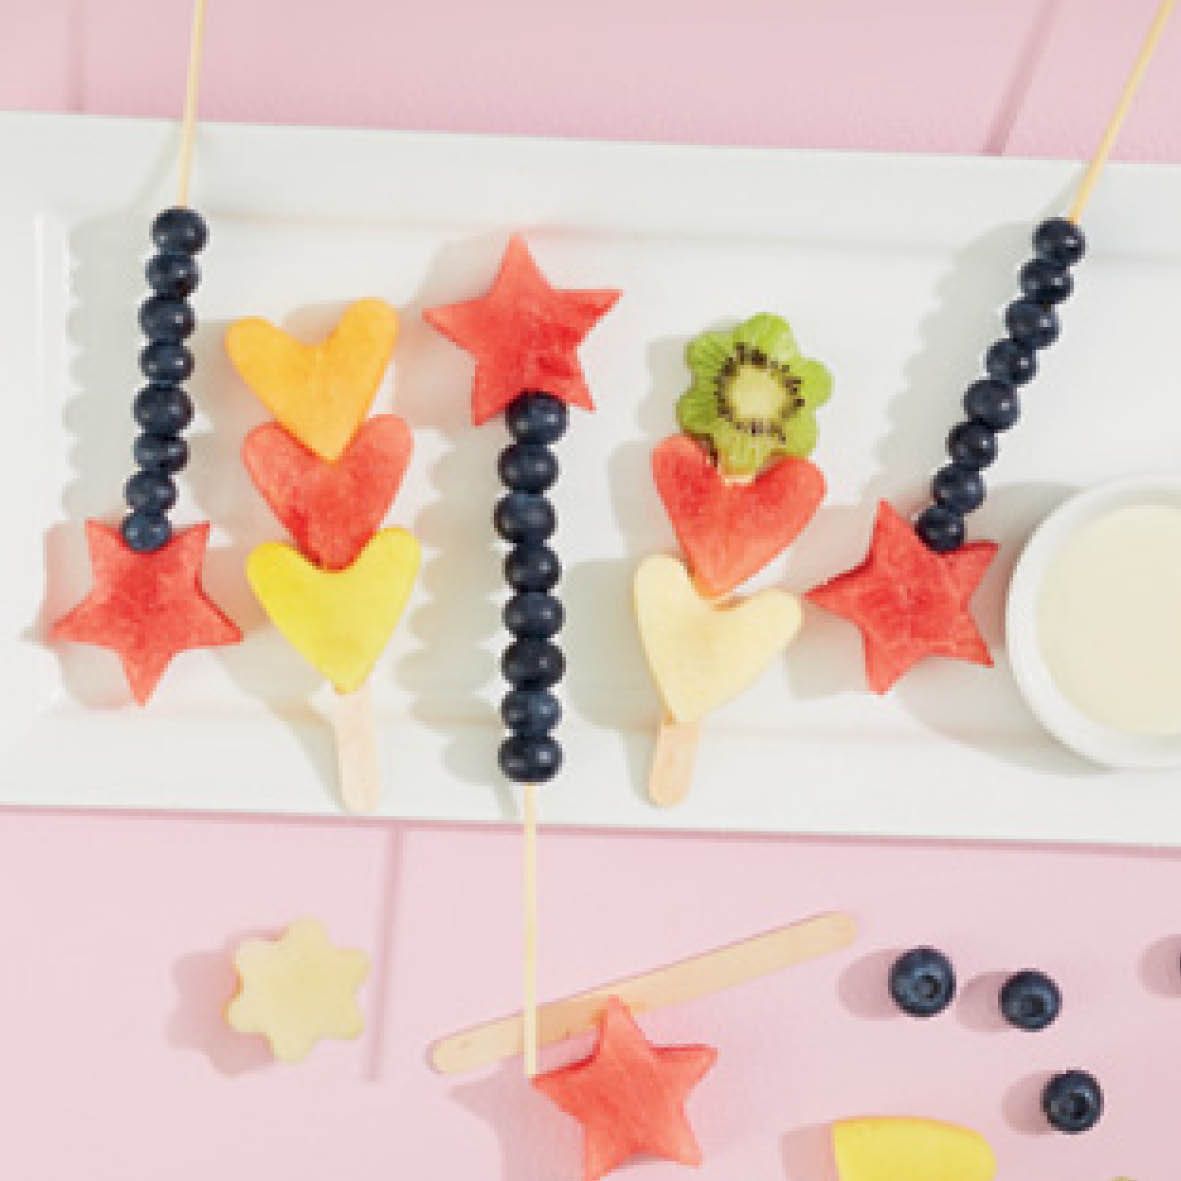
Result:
[121, 206, 208, 554]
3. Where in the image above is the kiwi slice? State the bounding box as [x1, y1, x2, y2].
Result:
[676, 313, 831, 476]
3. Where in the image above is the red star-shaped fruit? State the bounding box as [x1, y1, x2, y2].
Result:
[807, 501, 997, 693]
[424, 234, 620, 425]
[51, 521, 241, 704]
[532, 996, 717, 1181]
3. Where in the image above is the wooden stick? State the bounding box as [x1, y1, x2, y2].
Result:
[176, 0, 209, 207]
[522, 782, 539, 1077]
[1067, 0, 1175, 224]
[648, 718, 701, 807]
[430, 910, 857, 1076]
[332, 683, 381, 813]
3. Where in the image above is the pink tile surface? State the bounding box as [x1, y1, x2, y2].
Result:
[3, 1, 1180, 1177]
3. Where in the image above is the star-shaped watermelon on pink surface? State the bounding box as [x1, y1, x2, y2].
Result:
[532, 996, 717, 1181]
[807, 500, 998, 693]
[51, 521, 241, 704]
[424, 235, 620, 424]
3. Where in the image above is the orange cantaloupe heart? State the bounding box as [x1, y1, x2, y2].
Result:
[226, 298, 399, 462]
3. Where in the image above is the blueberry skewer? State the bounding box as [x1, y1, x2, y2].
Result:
[51, 0, 240, 703]
[425, 235, 619, 1077]
[808, 0, 1174, 693]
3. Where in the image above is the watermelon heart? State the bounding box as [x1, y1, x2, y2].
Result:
[652, 434, 825, 598]
[243, 415, 412, 571]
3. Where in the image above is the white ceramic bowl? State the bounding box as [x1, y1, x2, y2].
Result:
[1007, 473, 1181, 770]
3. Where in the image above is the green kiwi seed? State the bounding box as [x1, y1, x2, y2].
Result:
[676, 312, 832, 476]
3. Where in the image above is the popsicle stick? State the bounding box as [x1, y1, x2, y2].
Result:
[332, 683, 381, 814]
[1067, 0, 1175, 224]
[522, 781, 539, 1077]
[430, 910, 857, 1076]
[648, 717, 700, 807]
[175, 0, 209, 207]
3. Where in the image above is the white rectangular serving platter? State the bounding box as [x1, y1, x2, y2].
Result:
[4, 110, 1181, 843]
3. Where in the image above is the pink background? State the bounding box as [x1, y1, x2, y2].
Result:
[3, 1, 1180, 1177]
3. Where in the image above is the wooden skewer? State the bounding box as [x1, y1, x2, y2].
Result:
[647, 718, 700, 807]
[332, 683, 381, 813]
[522, 782, 540, 1076]
[430, 910, 857, 1076]
[1067, 0, 1175, 224]
[175, 0, 209, 207]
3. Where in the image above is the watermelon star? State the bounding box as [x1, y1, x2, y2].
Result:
[52, 521, 241, 704]
[424, 235, 620, 425]
[807, 501, 997, 693]
[532, 996, 717, 1181]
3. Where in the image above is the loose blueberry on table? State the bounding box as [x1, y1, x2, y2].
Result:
[889, 947, 957, 1018]
[999, 969, 1061, 1031]
[1043, 1069, 1103, 1134]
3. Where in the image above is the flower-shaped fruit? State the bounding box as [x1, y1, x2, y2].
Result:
[677, 313, 831, 477]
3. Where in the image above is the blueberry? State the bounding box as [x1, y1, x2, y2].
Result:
[889, 947, 956, 1017]
[1005, 299, 1059, 349]
[1042, 1070, 1102, 1134]
[501, 688, 562, 737]
[505, 544, 561, 592]
[963, 379, 1020, 431]
[985, 338, 1036, 386]
[140, 341, 194, 384]
[1033, 217, 1085, 268]
[498, 734, 562, 783]
[494, 492, 556, 545]
[151, 206, 209, 254]
[134, 385, 194, 435]
[121, 510, 172, 553]
[134, 431, 189, 474]
[1000, 970, 1061, 1031]
[506, 393, 568, 444]
[503, 592, 564, 639]
[915, 504, 965, 553]
[931, 464, 985, 515]
[139, 295, 195, 342]
[146, 251, 199, 298]
[502, 638, 565, 689]
[499, 442, 558, 493]
[1020, 257, 1072, 305]
[947, 420, 997, 470]
[124, 469, 177, 514]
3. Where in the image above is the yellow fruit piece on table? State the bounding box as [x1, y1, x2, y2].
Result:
[225, 918, 370, 1063]
[634, 553, 802, 724]
[247, 527, 420, 693]
[226, 298, 399, 462]
[833, 1117, 997, 1181]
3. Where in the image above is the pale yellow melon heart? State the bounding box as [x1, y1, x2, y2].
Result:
[634, 554, 802, 723]
[226, 298, 399, 462]
[246, 527, 420, 693]
[832, 1118, 996, 1181]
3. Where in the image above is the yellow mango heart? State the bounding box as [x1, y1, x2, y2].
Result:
[634, 554, 802, 724]
[247, 528, 420, 693]
[833, 1118, 996, 1181]
[226, 298, 399, 462]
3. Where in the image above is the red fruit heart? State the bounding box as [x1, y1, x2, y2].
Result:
[652, 434, 825, 598]
[243, 415, 412, 571]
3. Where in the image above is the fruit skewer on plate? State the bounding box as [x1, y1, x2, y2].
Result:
[51, 0, 243, 704]
[637, 313, 832, 806]
[226, 298, 420, 813]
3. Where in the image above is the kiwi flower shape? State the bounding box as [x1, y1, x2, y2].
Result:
[677, 313, 831, 477]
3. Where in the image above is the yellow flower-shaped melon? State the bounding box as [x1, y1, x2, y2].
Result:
[225, 918, 370, 1063]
